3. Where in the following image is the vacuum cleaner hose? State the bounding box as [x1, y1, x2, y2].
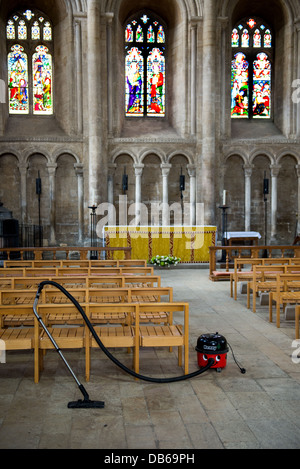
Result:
[35, 280, 215, 383]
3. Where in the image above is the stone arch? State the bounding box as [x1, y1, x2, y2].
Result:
[112, 149, 137, 165]
[53, 149, 81, 166]
[167, 150, 194, 165]
[276, 149, 300, 166]
[140, 149, 166, 164]
[24, 149, 51, 165]
[249, 149, 275, 166]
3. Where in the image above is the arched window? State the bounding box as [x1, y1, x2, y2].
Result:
[125, 12, 166, 118]
[7, 9, 53, 115]
[231, 17, 272, 119]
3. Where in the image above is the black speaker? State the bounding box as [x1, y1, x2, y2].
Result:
[122, 174, 128, 192]
[180, 174, 185, 192]
[263, 178, 269, 195]
[36, 177, 42, 195]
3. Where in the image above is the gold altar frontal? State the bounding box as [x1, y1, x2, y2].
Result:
[104, 226, 217, 263]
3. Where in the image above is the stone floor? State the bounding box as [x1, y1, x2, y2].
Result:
[0, 268, 299, 450]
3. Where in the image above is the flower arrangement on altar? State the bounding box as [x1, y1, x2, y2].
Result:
[150, 255, 181, 267]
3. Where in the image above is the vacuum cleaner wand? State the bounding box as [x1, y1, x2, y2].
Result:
[33, 292, 105, 409]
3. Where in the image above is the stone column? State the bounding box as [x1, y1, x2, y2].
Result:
[270, 164, 281, 242]
[74, 18, 83, 134]
[187, 165, 196, 225]
[87, 0, 102, 206]
[133, 164, 144, 224]
[74, 163, 84, 244]
[161, 164, 171, 226]
[18, 162, 28, 225]
[201, 0, 216, 225]
[105, 13, 114, 136]
[295, 19, 300, 137]
[243, 164, 253, 231]
[47, 163, 57, 246]
[190, 18, 198, 136]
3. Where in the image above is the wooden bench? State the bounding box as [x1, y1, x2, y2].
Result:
[0, 286, 173, 327]
[0, 266, 154, 278]
[0, 246, 132, 260]
[0, 274, 161, 290]
[3, 259, 147, 269]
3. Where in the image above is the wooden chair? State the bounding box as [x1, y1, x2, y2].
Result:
[230, 258, 262, 300]
[138, 302, 189, 374]
[269, 274, 300, 327]
[247, 265, 288, 312]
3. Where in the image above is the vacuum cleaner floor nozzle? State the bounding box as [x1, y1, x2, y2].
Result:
[68, 399, 105, 409]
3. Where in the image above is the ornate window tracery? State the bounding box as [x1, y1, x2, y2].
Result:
[7, 9, 53, 115]
[231, 17, 272, 119]
[125, 12, 166, 118]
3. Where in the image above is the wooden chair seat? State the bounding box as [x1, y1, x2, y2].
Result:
[39, 326, 85, 349]
[0, 327, 34, 350]
[91, 326, 135, 348]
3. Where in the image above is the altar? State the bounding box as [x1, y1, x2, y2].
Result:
[225, 231, 261, 246]
[104, 226, 217, 263]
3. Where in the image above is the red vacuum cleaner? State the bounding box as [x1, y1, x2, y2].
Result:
[196, 332, 229, 372]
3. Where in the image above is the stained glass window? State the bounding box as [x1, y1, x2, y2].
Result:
[231, 53, 249, 118]
[33, 46, 53, 115]
[253, 29, 261, 48]
[147, 48, 165, 116]
[125, 13, 166, 118]
[32, 21, 40, 40]
[18, 20, 27, 40]
[253, 52, 271, 118]
[241, 29, 249, 47]
[7, 20, 15, 40]
[8, 45, 29, 114]
[43, 22, 52, 41]
[6, 9, 53, 116]
[232, 28, 239, 47]
[125, 47, 144, 116]
[157, 26, 165, 44]
[231, 17, 273, 119]
[264, 30, 272, 48]
[125, 24, 133, 42]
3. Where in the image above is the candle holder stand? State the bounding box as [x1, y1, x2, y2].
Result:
[219, 205, 229, 263]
